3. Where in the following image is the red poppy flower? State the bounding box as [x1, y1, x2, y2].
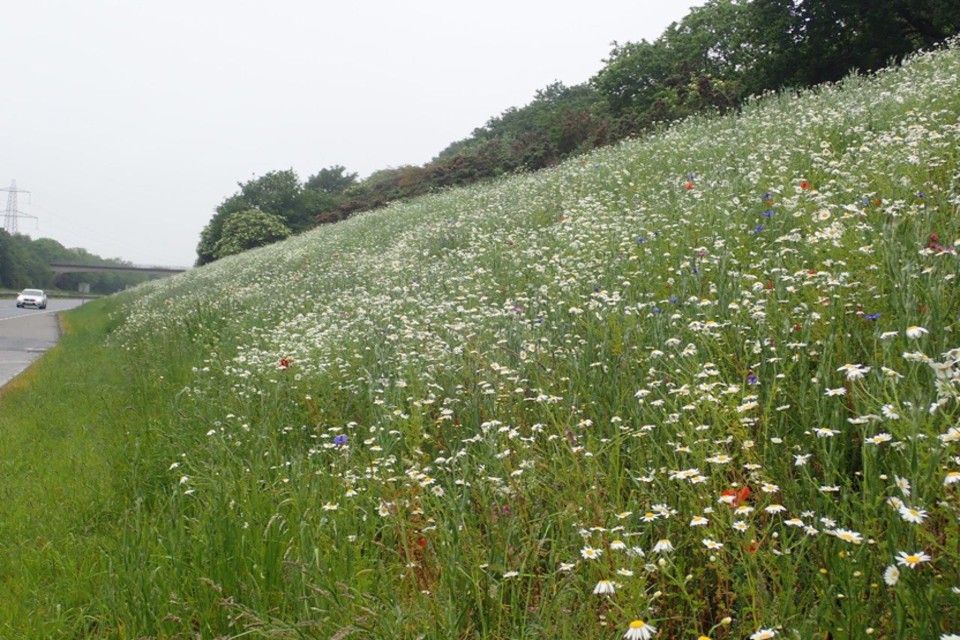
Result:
[721, 486, 751, 507]
[685, 182, 695, 190]
[279, 358, 290, 370]
[800, 180, 810, 190]
[928, 233, 949, 253]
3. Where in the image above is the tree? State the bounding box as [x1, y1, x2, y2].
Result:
[593, 0, 756, 130]
[199, 170, 307, 264]
[236, 169, 313, 231]
[196, 208, 233, 266]
[0, 231, 30, 288]
[305, 165, 358, 195]
[213, 209, 291, 259]
[789, 0, 960, 86]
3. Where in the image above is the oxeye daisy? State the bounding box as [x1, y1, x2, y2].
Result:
[898, 504, 927, 524]
[837, 363, 870, 380]
[883, 565, 900, 586]
[895, 475, 912, 496]
[593, 579, 616, 595]
[896, 550, 932, 568]
[652, 538, 674, 553]
[906, 325, 929, 339]
[830, 528, 863, 544]
[580, 546, 602, 560]
[751, 629, 778, 640]
[623, 619, 657, 640]
[944, 471, 960, 486]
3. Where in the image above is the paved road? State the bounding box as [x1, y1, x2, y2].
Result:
[0, 298, 87, 388]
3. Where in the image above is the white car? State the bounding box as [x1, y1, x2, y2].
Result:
[16, 288, 48, 309]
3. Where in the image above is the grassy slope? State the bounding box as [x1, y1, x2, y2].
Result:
[1, 44, 960, 639]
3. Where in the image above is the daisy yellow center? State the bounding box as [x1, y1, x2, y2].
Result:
[630, 620, 647, 629]
[905, 554, 921, 563]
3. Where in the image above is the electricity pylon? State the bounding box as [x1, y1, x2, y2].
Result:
[2, 180, 37, 234]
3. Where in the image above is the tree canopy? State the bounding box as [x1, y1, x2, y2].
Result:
[212, 209, 291, 260]
[197, 167, 359, 265]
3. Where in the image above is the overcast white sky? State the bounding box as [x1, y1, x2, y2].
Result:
[1, 1, 702, 267]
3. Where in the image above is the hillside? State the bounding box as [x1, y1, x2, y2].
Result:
[4, 43, 960, 639]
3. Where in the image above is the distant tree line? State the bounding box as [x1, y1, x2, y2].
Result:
[197, 0, 960, 264]
[0, 230, 155, 294]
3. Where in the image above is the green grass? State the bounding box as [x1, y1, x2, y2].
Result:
[1, 44, 960, 639]
[0, 299, 199, 637]
[0, 301, 125, 636]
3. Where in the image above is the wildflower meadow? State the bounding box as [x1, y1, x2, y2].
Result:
[4, 43, 960, 639]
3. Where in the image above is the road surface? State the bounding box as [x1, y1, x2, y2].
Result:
[0, 298, 87, 388]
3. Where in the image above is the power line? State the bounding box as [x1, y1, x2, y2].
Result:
[24, 198, 188, 265]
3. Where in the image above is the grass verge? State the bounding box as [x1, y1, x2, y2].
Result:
[0, 299, 130, 637]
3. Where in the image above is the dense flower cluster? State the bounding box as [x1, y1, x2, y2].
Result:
[112, 43, 960, 639]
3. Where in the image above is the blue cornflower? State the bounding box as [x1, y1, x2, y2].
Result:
[754, 225, 765, 233]
[865, 313, 881, 321]
[637, 237, 646, 244]
[747, 372, 759, 386]
[333, 435, 348, 447]
[652, 307, 663, 314]
[762, 209, 774, 218]
[669, 296, 679, 304]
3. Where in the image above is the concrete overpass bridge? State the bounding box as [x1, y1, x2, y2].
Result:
[49, 262, 190, 277]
